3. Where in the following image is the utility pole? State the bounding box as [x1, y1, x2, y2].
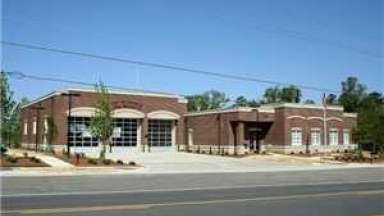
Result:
[61, 92, 80, 157]
[31, 105, 44, 152]
[322, 93, 327, 146]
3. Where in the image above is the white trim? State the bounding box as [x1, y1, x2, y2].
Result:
[343, 113, 358, 118]
[273, 103, 344, 111]
[307, 116, 323, 121]
[67, 107, 98, 117]
[326, 117, 344, 122]
[112, 108, 145, 119]
[287, 115, 306, 120]
[147, 110, 180, 120]
[184, 107, 254, 117]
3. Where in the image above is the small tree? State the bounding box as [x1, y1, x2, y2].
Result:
[90, 82, 114, 160]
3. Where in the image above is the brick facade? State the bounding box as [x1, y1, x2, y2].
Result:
[185, 104, 357, 154]
[21, 89, 357, 156]
[21, 88, 187, 154]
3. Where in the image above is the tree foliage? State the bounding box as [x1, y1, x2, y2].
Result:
[262, 85, 302, 104]
[0, 71, 22, 147]
[186, 90, 229, 112]
[338, 77, 366, 112]
[325, 94, 338, 105]
[90, 82, 114, 160]
[232, 96, 259, 108]
[354, 92, 384, 153]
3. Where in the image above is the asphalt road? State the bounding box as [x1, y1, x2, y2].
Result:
[1, 168, 384, 216]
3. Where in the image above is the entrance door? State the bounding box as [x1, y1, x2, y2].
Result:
[248, 128, 262, 153]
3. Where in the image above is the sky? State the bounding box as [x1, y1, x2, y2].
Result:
[1, 0, 383, 103]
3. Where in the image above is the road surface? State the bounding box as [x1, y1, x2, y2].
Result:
[1, 167, 384, 216]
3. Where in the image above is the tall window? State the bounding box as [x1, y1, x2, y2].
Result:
[291, 128, 302, 146]
[32, 119, 37, 135]
[343, 130, 350, 145]
[23, 121, 28, 135]
[311, 128, 321, 146]
[148, 120, 173, 147]
[68, 117, 98, 147]
[112, 118, 138, 147]
[329, 128, 339, 146]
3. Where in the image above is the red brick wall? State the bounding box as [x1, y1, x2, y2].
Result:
[21, 91, 187, 146]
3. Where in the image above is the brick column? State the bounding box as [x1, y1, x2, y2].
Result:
[141, 117, 148, 152]
[235, 122, 245, 155]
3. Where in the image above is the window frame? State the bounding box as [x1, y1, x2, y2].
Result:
[291, 127, 302, 146]
[343, 129, 350, 145]
[329, 128, 339, 146]
[311, 128, 321, 146]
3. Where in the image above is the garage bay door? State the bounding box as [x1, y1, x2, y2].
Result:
[148, 120, 173, 147]
[112, 118, 138, 147]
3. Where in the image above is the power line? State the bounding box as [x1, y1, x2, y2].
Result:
[2, 41, 340, 93]
[5, 71, 183, 97]
[2, 16, 382, 59]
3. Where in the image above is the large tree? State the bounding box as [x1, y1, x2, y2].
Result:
[338, 77, 366, 112]
[354, 92, 384, 153]
[90, 82, 114, 160]
[186, 90, 229, 112]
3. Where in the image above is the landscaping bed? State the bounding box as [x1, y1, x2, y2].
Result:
[0, 155, 49, 167]
[54, 153, 137, 167]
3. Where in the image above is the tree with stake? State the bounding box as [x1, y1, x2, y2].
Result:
[90, 82, 114, 160]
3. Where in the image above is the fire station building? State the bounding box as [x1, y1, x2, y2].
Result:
[21, 88, 357, 156]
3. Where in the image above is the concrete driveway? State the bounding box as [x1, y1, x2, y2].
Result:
[105, 151, 372, 174]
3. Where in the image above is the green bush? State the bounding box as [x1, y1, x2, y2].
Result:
[0, 145, 7, 156]
[102, 159, 112, 165]
[30, 157, 41, 163]
[128, 161, 136, 166]
[116, 160, 124, 165]
[87, 158, 98, 165]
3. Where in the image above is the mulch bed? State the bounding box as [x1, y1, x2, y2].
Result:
[0, 156, 49, 167]
[54, 153, 136, 167]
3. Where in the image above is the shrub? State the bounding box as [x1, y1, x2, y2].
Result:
[290, 151, 295, 155]
[128, 161, 136, 166]
[116, 160, 124, 165]
[102, 159, 112, 165]
[30, 157, 41, 163]
[7, 156, 18, 163]
[87, 158, 98, 165]
[0, 145, 8, 156]
[201, 150, 206, 154]
[23, 152, 29, 158]
[299, 151, 304, 155]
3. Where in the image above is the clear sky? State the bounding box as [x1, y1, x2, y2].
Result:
[1, 0, 383, 103]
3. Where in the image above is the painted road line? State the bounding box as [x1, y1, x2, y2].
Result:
[1, 179, 384, 198]
[3, 190, 384, 214]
